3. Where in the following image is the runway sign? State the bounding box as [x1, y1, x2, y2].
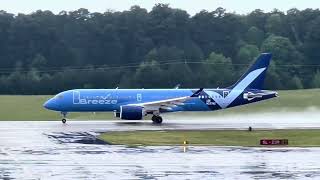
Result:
[260, 139, 289, 145]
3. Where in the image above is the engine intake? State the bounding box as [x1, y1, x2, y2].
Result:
[119, 105, 145, 120]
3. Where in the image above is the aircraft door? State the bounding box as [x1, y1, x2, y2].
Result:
[137, 93, 142, 102]
[73, 90, 80, 104]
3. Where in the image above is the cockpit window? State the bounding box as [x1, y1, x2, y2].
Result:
[55, 94, 64, 99]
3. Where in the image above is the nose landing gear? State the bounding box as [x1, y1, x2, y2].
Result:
[61, 112, 68, 124]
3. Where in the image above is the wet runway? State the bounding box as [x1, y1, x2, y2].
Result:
[1, 119, 320, 179]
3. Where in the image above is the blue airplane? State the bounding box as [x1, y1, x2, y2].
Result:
[44, 53, 277, 124]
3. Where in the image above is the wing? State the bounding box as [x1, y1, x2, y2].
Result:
[129, 96, 190, 111]
[128, 88, 203, 112]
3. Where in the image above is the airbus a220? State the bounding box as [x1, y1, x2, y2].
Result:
[44, 53, 277, 124]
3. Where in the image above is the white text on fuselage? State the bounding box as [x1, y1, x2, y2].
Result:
[73, 91, 118, 105]
[206, 99, 216, 105]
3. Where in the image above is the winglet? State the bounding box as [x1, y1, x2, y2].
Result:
[191, 88, 203, 97]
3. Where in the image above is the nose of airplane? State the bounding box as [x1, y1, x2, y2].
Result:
[43, 98, 57, 110]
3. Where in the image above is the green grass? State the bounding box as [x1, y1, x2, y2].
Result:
[0, 89, 319, 120]
[0, 95, 114, 120]
[99, 129, 320, 147]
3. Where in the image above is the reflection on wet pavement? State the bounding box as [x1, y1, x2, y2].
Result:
[0, 121, 319, 179]
[46, 132, 108, 145]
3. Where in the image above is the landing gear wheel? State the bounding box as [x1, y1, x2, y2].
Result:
[152, 115, 163, 124]
[62, 118, 67, 124]
[61, 112, 68, 124]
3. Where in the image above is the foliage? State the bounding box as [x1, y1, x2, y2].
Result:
[312, 71, 320, 88]
[0, 6, 319, 94]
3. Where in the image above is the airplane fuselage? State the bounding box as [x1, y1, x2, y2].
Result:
[44, 88, 277, 113]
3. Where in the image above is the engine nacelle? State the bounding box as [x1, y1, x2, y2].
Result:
[119, 105, 145, 120]
[243, 92, 263, 101]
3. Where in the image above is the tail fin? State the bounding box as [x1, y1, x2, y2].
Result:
[229, 53, 272, 90]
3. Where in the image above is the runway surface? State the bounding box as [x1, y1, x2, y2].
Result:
[0, 119, 320, 179]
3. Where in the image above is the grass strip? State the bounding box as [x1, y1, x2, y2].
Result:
[99, 129, 320, 147]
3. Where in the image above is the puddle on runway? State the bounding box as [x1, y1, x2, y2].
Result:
[46, 132, 108, 145]
[3, 145, 319, 179]
[0, 131, 320, 179]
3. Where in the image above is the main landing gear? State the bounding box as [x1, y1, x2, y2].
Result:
[61, 112, 68, 124]
[152, 115, 163, 124]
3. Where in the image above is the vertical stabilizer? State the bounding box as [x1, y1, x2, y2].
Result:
[229, 53, 272, 90]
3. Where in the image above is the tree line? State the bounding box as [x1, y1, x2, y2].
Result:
[0, 4, 319, 94]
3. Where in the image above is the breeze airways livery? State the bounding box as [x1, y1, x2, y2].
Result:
[44, 53, 278, 124]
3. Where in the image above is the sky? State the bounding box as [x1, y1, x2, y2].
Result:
[0, 0, 319, 15]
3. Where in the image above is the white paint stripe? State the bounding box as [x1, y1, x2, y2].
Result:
[205, 67, 266, 108]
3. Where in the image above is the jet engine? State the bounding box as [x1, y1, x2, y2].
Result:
[118, 105, 145, 120]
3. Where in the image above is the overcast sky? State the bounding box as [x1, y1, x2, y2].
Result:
[1, 0, 319, 15]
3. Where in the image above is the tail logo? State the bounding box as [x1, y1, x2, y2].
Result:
[205, 67, 266, 108]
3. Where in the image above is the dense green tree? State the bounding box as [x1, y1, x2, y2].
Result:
[288, 75, 304, 89]
[246, 9, 268, 31]
[261, 35, 306, 88]
[245, 26, 265, 46]
[311, 71, 320, 88]
[30, 53, 47, 68]
[235, 44, 260, 78]
[0, 5, 318, 94]
[304, 16, 320, 65]
[261, 35, 299, 63]
[236, 44, 260, 64]
[134, 60, 166, 88]
[265, 13, 285, 36]
[264, 61, 283, 89]
[199, 52, 234, 87]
